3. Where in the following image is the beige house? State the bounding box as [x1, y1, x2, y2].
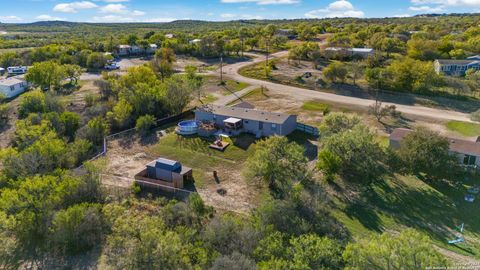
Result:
[389, 128, 480, 167]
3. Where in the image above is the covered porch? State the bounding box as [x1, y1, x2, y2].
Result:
[223, 117, 243, 130]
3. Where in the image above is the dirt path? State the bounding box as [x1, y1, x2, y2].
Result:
[221, 51, 473, 123]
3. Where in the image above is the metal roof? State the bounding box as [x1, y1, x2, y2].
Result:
[0, 76, 25, 87]
[198, 105, 293, 124]
[147, 158, 182, 172]
[435, 59, 478, 65]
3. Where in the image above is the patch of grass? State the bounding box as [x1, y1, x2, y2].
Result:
[301, 101, 330, 114]
[446, 121, 480, 137]
[147, 133, 258, 189]
[330, 173, 480, 259]
[238, 59, 278, 81]
[201, 94, 218, 104]
[221, 79, 250, 95]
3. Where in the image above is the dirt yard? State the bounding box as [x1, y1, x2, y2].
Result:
[103, 130, 263, 214]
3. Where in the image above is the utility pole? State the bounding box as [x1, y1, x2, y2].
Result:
[220, 53, 224, 84]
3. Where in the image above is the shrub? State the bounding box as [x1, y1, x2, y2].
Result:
[135, 115, 156, 136]
[84, 93, 98, 107]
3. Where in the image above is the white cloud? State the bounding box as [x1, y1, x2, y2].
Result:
[100, 3, 128, 14]
[104, 0, 129, 2]
[409, 5, 445, 12]
[92, 15, 133, 22]
[36, 14, 66, 21]
[0, 15, 22, 21]
[220, 13, 263, 19]
[392, 14, 412, 17]
[221, 0, 299, 5]
[132, 10, 145, 16]
[305, 0, 364, 18]
[408, 0, 480, 14]
[53, 1, 98, 13]
[144, 17, 177, 22]
[411, 0, 480, 6]
[220, 13, 237, 18]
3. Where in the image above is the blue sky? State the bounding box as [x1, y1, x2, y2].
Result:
[1, 0, 480, 23]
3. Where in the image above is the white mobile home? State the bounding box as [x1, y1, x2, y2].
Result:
[0, 76, 29, 98]
[7, 66, 27, 75]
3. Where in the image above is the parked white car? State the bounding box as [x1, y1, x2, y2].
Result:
[104, 63, 120, 70]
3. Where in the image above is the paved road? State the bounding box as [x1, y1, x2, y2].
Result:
[220, 51, 473, 123]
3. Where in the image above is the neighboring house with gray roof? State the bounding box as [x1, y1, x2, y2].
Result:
[389, 128, 480, 167]
[434, 59, 480, 76]
[195, 105, 297, 137]
[0, 75, 29, 98]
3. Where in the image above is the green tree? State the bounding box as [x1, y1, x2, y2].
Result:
[397, 127, 457, 179]
[323, 62, 348, 83]
[244, 136, 309, 197]
[319, 112, 360, 136]
[86, 52, 110, 70]
[25, 61, 66, 91]
[152, 47, 176, 82]
[18, 90, 47, 118]
[63, 64, 83, 85]
[59, 111, 80, 141]
[344, 229, 447, 270]
[135, 114, 156, 136]
[112, 98, 133, 129]
[50, 203, 105, 255]
[320, 124, 385, 182]
[84, 117, 108, 145]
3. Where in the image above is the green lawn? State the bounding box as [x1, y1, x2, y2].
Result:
[201, 94, 218, 104]
[147, 133, 257, 187]
[330, 174, 480, 259]
[301, 101, 330, 113]
[446, 121, 480, 137]
[221, 79, 250, 95]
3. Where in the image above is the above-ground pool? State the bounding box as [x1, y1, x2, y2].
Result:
[176, 120, 199, 135]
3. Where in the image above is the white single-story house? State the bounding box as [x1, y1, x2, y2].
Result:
[195, 105, 297, 137]
[434, 59, 480, 76]
[189, 39, 202, 45]
[117, 45, 131, 56]
[324, 47, 375, 58]
[0, 75, 29, 98]
[117, 44, 158, 56]
[389, 128, 480, 167]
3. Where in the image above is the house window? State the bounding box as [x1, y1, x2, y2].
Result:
[10, 86, 14, 91]
[271, 124, 277, 130]
[463, 155, 477, 166]
[245, 120, 249, 124]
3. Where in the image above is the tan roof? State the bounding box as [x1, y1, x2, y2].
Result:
[390, 128, 480, 156]
[198, 105, 294, 124]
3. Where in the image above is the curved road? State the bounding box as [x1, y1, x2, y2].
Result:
[218, 51, 473, 123]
